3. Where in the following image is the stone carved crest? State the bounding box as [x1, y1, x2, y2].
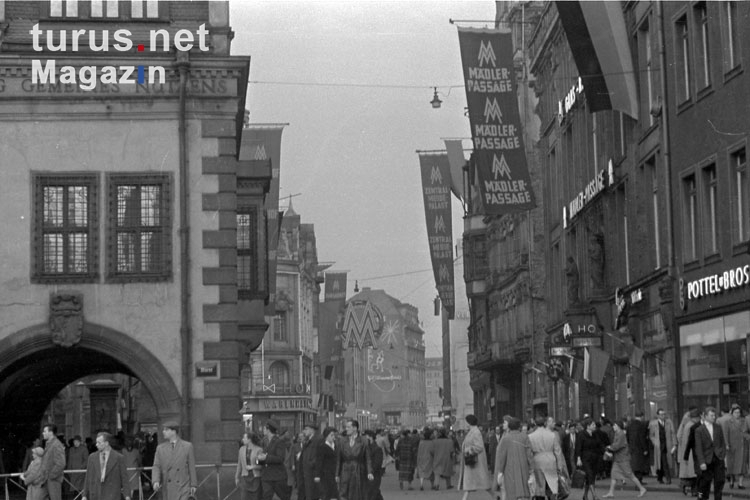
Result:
[50, 293, 83, 347]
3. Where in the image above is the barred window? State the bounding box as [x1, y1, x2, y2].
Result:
[237, 206, 258, 299]
[107, 174, 171, 282]
[49, 0, 162, 19]
[33, 174, 99, 283]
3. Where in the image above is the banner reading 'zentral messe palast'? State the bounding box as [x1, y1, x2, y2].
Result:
[457, 28, 536, 214]
[419, 152, 455, 320]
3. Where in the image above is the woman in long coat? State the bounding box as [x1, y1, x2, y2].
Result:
[726, 405, 748, 489]
[396, 430, 415, 490]
[21, 447, 46, 500]
[677, 409, 700, 496]
[576, 418, 605, 500]
[66, 437, 89, 495]
[416, 428, 435, 490]
[494, 417, 533, 500]
[602, 420, 646, 498]
[318, 428, 339, 500]
[432, 428, 454, 490]
[528, 416, 565, 498]
[458, 415, 493, 500]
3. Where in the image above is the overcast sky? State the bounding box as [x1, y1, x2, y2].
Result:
[229, 1, 496, 356]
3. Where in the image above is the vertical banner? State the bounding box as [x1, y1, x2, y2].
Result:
[241, 125, 285, 315]
[419, 153, 455, 319]
[457, 28, 536, 214]
[324, 272, 348, 309]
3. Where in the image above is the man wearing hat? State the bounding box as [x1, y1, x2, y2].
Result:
[152, 421, 197, 500]
[67, 435, 89, 495]
[258, 419, 291, 500]
[299, 421, 323, 500]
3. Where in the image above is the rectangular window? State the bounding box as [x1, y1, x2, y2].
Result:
[703, 165, 718, 255]
[273, 314, 288, 342]
[33, 174, 99, 283]
[675, 15, 691, 103]
[732, 148, 749, 243]
[694, 2, 711, 89]
[107, 174, 171, 281]
[237, 206, 258, 299]
[49, 0, 160, 19]
[650, 160, 661, 268]
[723, 1, 741, 72]
[683, 174, 698, 262]
[639, 18, 656, 126]
[131, 0, 160, 18]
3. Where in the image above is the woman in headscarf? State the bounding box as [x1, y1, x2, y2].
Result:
[575, 418, 605, 500]
[21, 447, 46, 500]
[494, 417, 533, 500]
[458, 414, 493, 500]
[602, 420, 646, 498]
[726, 404, 748, 489]
[677, 408, 700, 496]
[416, 428, 435, 491]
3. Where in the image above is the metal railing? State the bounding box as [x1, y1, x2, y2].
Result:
[1, 464, 241, 500]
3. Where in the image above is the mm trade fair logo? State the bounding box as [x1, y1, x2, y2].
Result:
[29, 23, 210, 91]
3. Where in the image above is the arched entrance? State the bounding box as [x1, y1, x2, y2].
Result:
[0, 322, 181, 458]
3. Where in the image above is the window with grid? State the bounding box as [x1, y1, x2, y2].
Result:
[48, 0, 161, 19]
[107, 174, 171, 281]
[694, 2, 711, 90]
[33, 174, 99, 283]
[683, 174, 699, 262]
[273, 313, 288, 342]
[269, 361, 289, 387]
[675, 15, 691, 103]
[722, 2, 741, 73]
[237, 206, 258, 299]
[732, 148, 749, 244]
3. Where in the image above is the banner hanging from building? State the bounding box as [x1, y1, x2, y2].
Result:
[324, 272, 348, 308]
[443, 139, 466, 202]
[418, 152, 455, 320]
[457, 27, 536, 215]
[555, 1, 639, 118]
[241, 125, 285, 316]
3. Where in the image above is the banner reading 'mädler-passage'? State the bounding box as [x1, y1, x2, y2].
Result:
[458, 28, 535, 214]
[419, 153, 455, 320]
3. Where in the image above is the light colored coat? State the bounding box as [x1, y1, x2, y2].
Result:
[725, 417, 748, 475]
[23, 457, 46, 500]
[677, 418, 698, 479]
[152, 439, 197, 500]
[458, 426, 490, 491]
[416, 439, 434, 479]
[494, 430, 533, 500]
[528, 428, 564, 495]
[649, 417, 676, 472]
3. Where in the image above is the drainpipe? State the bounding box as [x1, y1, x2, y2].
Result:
[177, 52, 192, 438]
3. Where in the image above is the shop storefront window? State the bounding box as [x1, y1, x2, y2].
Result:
[680, 312, 750, 411]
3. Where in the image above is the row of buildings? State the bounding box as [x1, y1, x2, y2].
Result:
[462, 0, 749, 425]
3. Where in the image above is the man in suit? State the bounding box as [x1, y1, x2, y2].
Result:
[258, 419, 290, 500]
[41, 424, 66, 500]
[487, 425, 502, 471]
[152, 421, 197, 500]
[81, 432, 130, 500]
[695, 407, 726, 500]
[561, 422, 578, 476]
[627, 412, 650, 483]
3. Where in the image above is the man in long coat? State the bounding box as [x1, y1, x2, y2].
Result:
[67, 436, 89, 495]
[258, 420, 290, 500]
[81, 432, 130, 500]
[528, 416, 566, 497]
[649, 408, 676, 484]
[41, 424, 66, 500]
[627, 412, 650, 483]
[494, 417, 533, 500]
[299, 422, 322, 500]
[152, 421, 197, 500]
[336, 420, 373, 500]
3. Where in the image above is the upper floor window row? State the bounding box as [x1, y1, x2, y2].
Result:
[33, 172, 171, 284]
[49, 0, 162, 20]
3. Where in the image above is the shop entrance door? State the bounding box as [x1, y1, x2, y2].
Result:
[719, 376, 749, 411]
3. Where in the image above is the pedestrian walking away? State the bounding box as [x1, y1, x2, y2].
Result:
[494, 416, 533, 500]
[81, 432, 130, 500]
[151, 421, 198, 500]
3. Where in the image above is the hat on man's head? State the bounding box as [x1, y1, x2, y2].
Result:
[162, 420, 180, 431]
[303, 421, 318, 430]
[265, 419, 280, 433]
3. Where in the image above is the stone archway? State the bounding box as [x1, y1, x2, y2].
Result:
[0, 322, 181, 452]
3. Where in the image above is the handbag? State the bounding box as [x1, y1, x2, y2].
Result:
[558, 474, 571, 500]
[571, 469, 586, 489]
[464, 451, 478, 467]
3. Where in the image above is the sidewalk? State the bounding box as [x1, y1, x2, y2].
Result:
[607, 478, 750, 499]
